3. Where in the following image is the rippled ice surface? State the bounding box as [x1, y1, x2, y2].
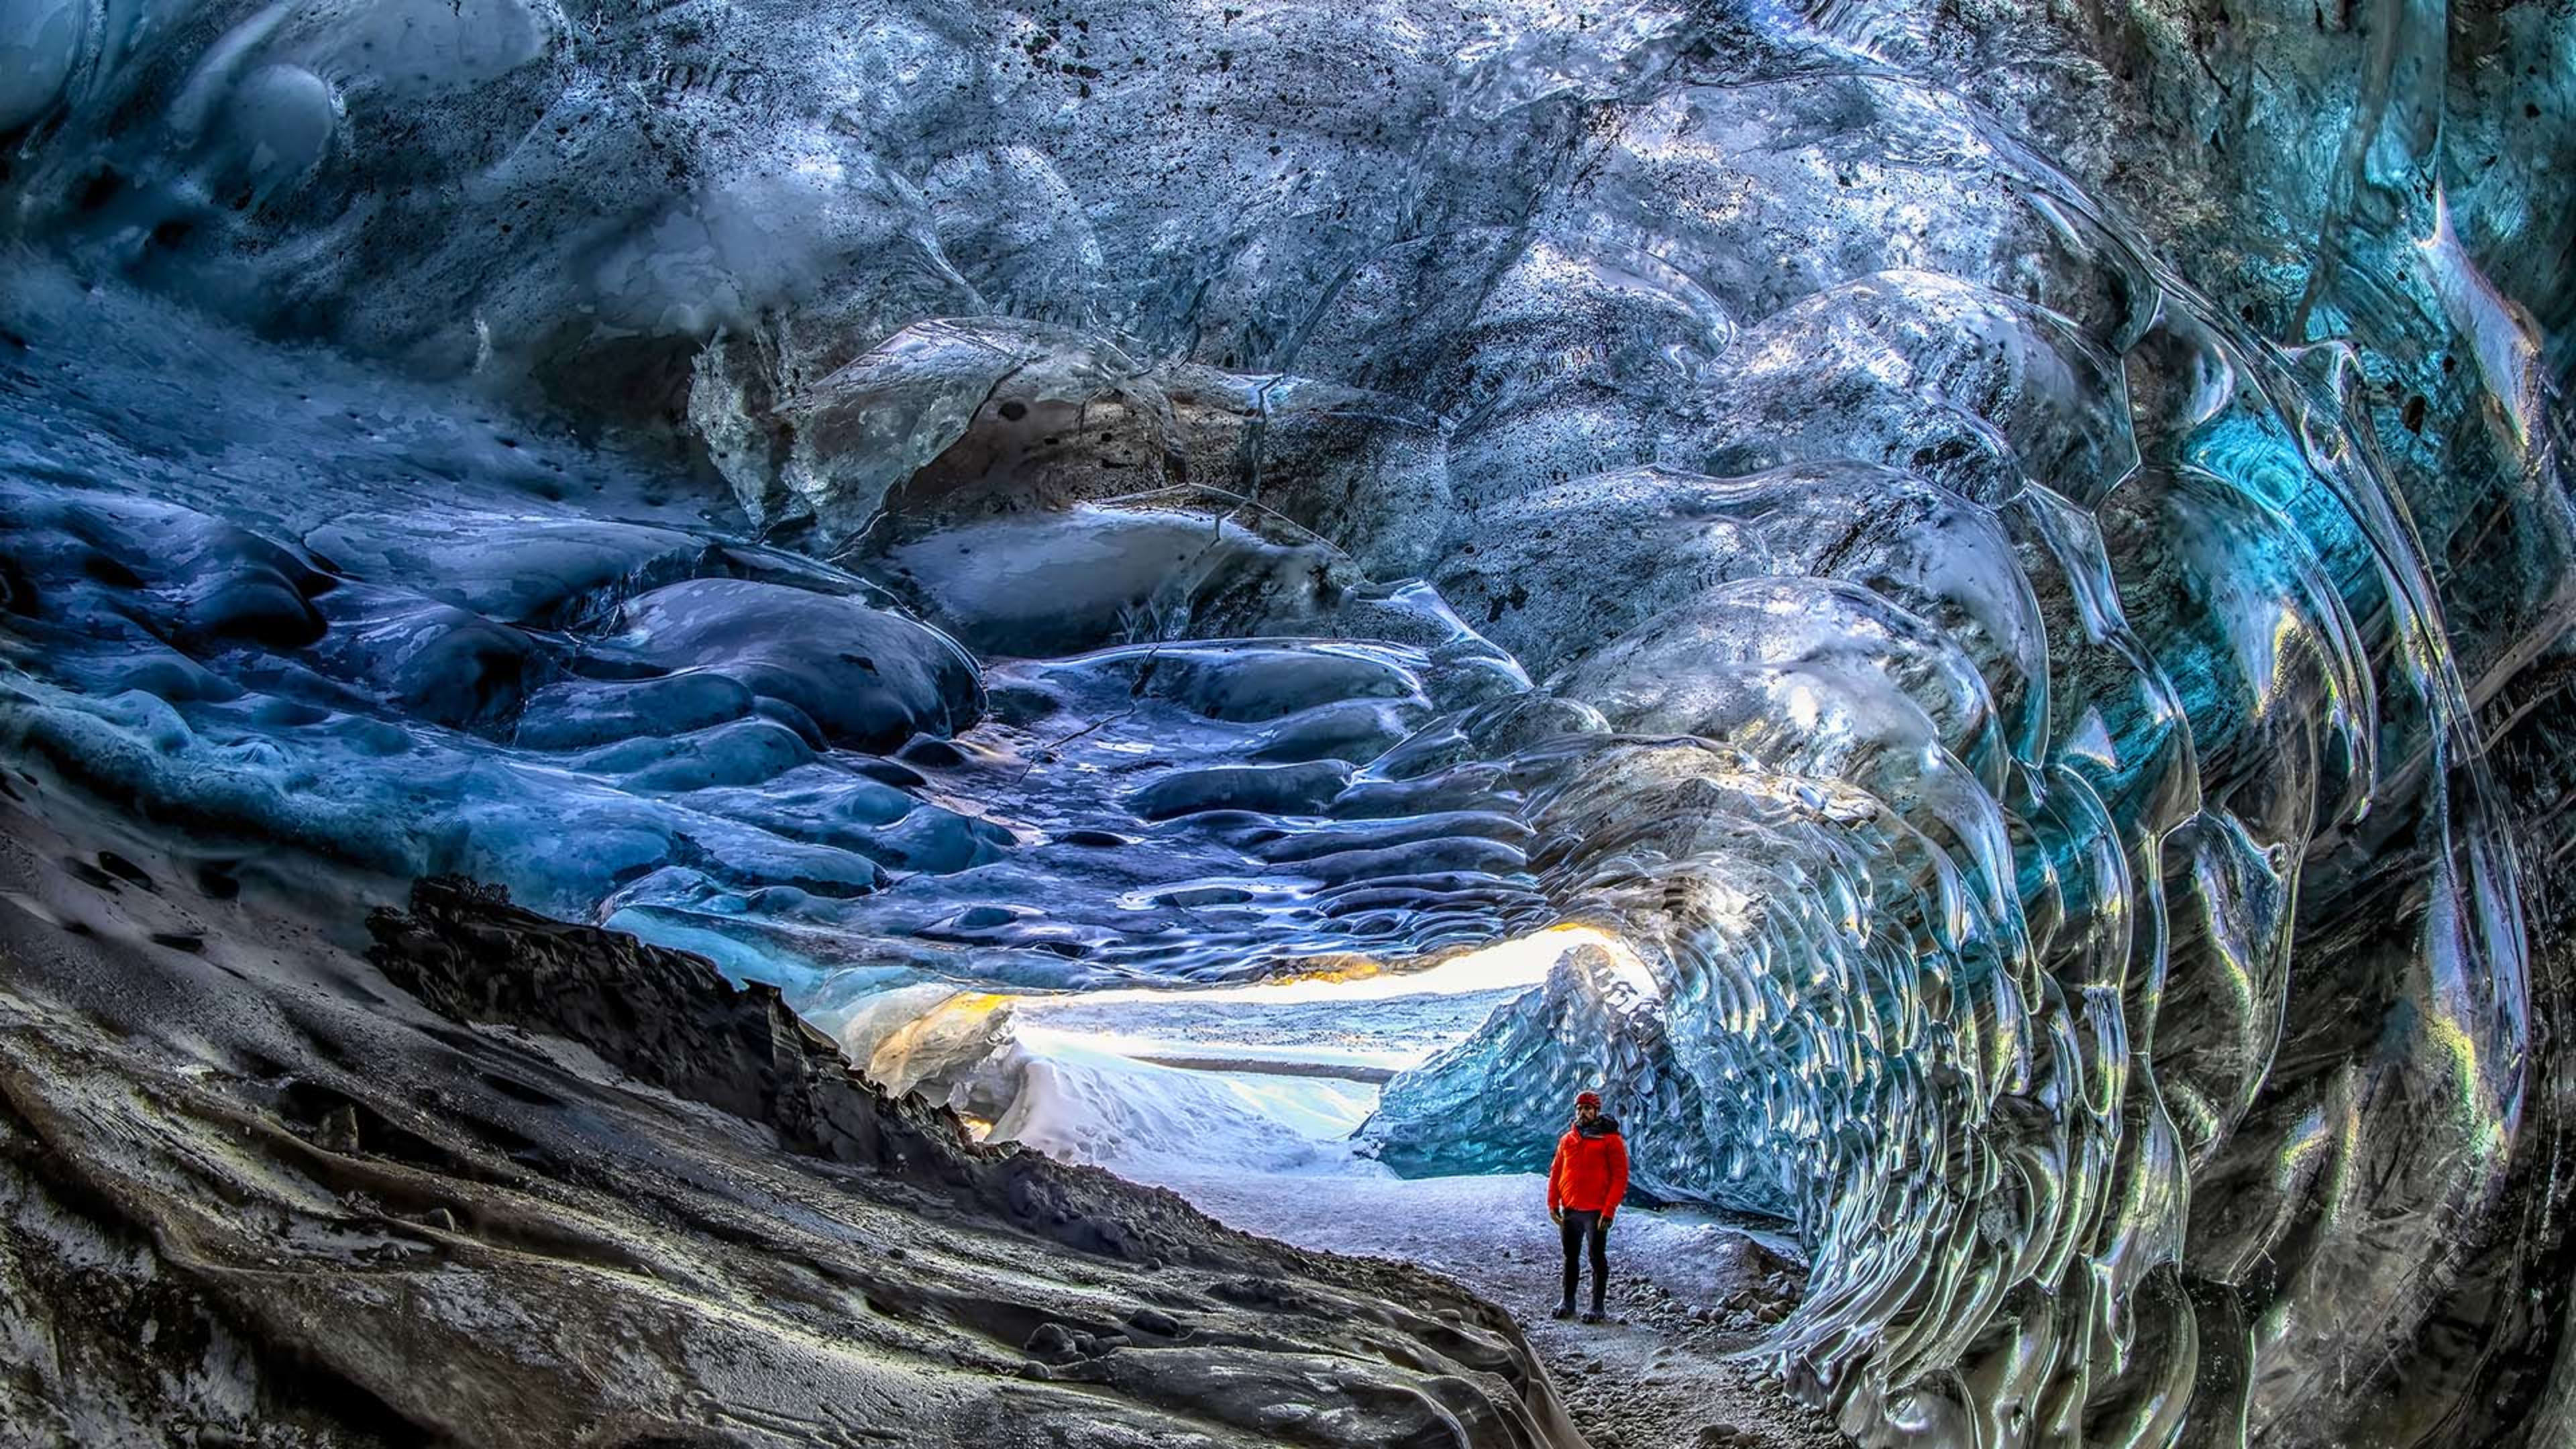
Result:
[0, 0, 2555, 1443]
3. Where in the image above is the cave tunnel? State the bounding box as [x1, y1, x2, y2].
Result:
[0, 0, 2571, 1445]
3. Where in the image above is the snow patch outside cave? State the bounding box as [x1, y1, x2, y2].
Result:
[843, 926, 1650, 1187]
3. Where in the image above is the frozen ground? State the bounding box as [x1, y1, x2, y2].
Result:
[1165, 1169, 1842, 1449]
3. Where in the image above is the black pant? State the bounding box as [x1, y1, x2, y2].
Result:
[1559, 1209, 1609, 1310]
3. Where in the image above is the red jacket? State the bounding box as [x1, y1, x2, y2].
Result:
[1548, 1119, 1629, 1216]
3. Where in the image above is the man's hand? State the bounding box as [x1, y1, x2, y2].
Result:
[1600, 1211, 1614, 1228]
[1549, 1208, 1563, 1225]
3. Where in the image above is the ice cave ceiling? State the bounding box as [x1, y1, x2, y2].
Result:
[0, 0, 2570, 1444]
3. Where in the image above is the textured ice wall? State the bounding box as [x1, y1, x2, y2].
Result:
[1, 0, 2569, 1445]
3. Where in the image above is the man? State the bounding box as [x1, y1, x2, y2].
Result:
[1546, 1089, 1628, 1323]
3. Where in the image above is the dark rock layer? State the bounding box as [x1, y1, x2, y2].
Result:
[0, 800, 1582, 1449]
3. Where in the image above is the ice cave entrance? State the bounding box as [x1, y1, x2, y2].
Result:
[824, 920, 1812, 1326]
[840, 924, 1648, 1193]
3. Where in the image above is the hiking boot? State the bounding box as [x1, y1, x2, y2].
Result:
[1548, 1301, 1576, 1320]
[1580, 1309, 1607, 1324]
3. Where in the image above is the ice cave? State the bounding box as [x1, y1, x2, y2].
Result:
[0, 0, 2569, 1444]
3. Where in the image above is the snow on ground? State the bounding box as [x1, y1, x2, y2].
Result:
[987, 1034, 1378, 1175]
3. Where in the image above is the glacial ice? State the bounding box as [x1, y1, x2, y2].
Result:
[1, 0, 2569, 1442]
